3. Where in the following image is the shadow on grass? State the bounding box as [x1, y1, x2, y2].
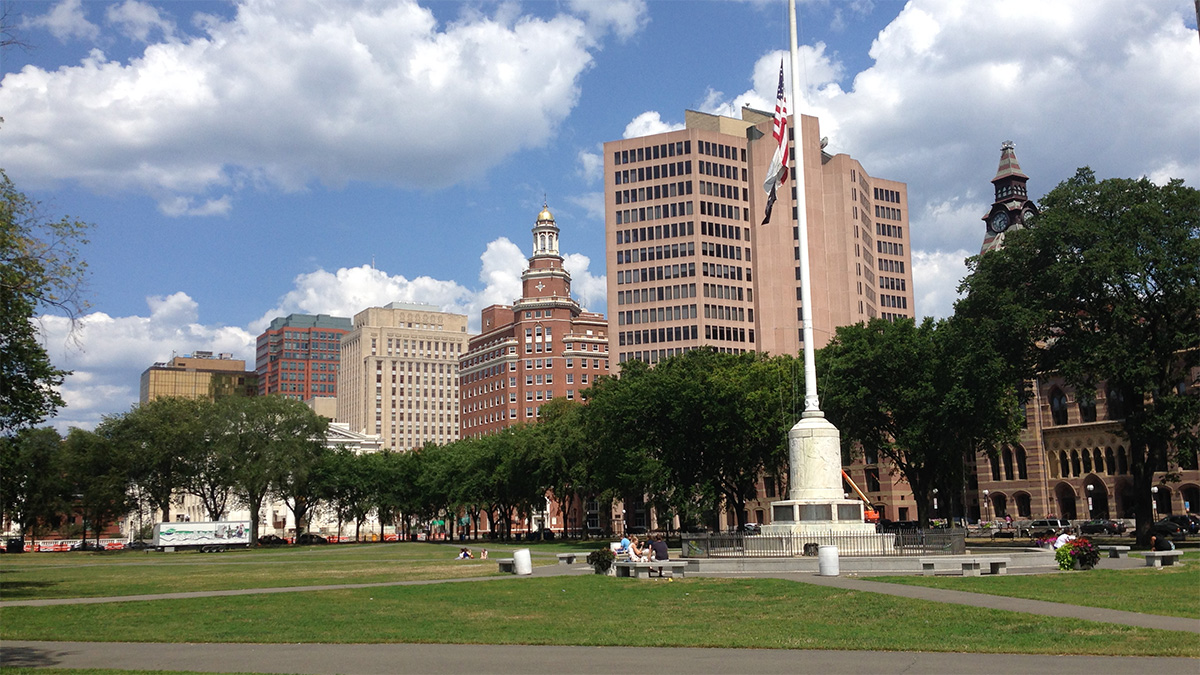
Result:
[0, 580, 58, 599]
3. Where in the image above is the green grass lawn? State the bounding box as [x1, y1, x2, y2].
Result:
[1, 575, 1195, 657]
[870, 550, 1200, 620]
[0, 541, 571, 600]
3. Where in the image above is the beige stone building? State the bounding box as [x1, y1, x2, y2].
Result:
[337, 302, 470, 451]
[605, 108, 915, 528]
[604, 108, 913, 369]
[139, 352, 257, 404]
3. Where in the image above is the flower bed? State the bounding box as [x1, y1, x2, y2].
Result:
[1056, 537, 1100, 570]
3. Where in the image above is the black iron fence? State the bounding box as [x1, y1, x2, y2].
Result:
[682, 529, 967, 558]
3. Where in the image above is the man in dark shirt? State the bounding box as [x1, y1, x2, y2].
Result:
[649, 533, 670, 576]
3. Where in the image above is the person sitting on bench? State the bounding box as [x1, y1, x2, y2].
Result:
[649, 533, 670, 576]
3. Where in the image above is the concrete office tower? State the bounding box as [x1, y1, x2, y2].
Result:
[604, 108, 914, 365]
[460, 205, 610, 438]
[255, 313, 352, 400]
[139, 352, 257, 404]
[338, 303, 470, 451]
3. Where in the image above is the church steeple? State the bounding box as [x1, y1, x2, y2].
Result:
[980, 141, 1038, 254]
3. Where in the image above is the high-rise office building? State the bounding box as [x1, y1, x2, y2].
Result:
[459, 205, 610, 438]
[604, 108, 914, 366]
[139, 352, 258, 404]
[255, 314, 352, 400]
[337, 302, 470, 451]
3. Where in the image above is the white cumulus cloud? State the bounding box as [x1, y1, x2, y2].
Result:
[2, 0, 644, 211]
[624, 1, 1199, 318]
[105, 0, 176, 43]
[622, 111, 685, 139]
[22, 0, 99, 42]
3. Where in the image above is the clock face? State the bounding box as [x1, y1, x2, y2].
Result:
[1022, 209, 1035, 225]
[990, 211, 1010, 234]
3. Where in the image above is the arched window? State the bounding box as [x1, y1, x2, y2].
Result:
[1093, 448, 1104, 474]
[1082, 449, 1092, 474]
[1106, 386, 1126, 420]
[1050, 388, 1069, 425]
[1070, 450, 1082, 477]
[1015, 492, 1032, 518]
[1059, 452, 1070, 478]
[1002, 448, 1014, 481]
[990, 454, 1001, 481]
[1105, 447, 1116, 475]
[1078, 395, 1097, 423]
[1015, 446, 1028, 480]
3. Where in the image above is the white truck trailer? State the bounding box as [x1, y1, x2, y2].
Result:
[152, 521, 252, 552]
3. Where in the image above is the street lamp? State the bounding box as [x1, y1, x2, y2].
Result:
[1151, 486, 1159, 521]
[982, 489, 990, 524]
[1086, 484, 1094, 519]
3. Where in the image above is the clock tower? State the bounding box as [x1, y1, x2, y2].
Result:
[980, 141, 1038, 254]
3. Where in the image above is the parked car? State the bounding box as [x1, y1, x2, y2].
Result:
[1150, 519, 1184, 538]
[257, 534, 287, 546]
[125, 540, 151, 550]
[1078, 519, 1126, 535]
[736, 523, 761, 535]
[1163, 514, 1200, 535]
[296, 533, 328, 545]
[1021, 519, 1072, 538]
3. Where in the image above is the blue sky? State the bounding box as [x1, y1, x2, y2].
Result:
[3, 0, 1197, 430]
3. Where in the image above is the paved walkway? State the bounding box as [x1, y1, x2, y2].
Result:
[2, 640, 1197, 674]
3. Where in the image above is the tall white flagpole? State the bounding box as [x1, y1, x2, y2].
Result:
[788, 0, 821, 414]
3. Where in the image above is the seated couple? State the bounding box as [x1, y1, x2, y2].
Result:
[620, 534, 669, 563]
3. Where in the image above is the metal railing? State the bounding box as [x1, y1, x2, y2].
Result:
[682, 529, 966, 558]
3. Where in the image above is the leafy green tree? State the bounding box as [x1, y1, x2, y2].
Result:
[816, 317, 1022, 526]
[586, 349, 796, 529]
[216, 395, 327, 544]
[0, 426, 70, 547]
[109, 397, 209, 524]
[65, 426, 135, 547]
[181, 399, 237, 522]
[1, 170, 89, 434]
[318, 449, 376, 541]
[958, 168, 1200, 543]
[272, 437, 331, 540]
[538, 398, 600, 538]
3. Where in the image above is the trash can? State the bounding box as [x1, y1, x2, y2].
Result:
[513, 548, 533, 575]
[817, 544, 839, 576]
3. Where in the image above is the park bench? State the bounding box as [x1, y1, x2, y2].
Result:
[920, 556, 1010, 577]
[497, 558, 515, 573]
[614, 560, 689, 579]
[1098, 545, 1131, 559]
[1142, 551, 1183, 568]
[556, 553, 578, 565]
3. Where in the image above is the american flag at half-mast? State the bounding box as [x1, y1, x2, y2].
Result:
[761, 61, 789, 225]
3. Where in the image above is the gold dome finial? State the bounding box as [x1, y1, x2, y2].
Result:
[537, 201, 554, 223]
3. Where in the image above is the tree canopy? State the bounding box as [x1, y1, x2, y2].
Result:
[1, 170, 90, 434]
[816, 317, 1022, 524]
[958, 168, 1200, 541]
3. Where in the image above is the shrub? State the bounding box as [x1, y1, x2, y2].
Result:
[586, 546, 616, 573]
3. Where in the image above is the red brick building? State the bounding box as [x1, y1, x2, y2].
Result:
[459, 205, 610, 438]
[255, 314, 352, 401]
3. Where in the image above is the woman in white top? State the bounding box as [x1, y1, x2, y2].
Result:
[628, 536, 649, 562]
